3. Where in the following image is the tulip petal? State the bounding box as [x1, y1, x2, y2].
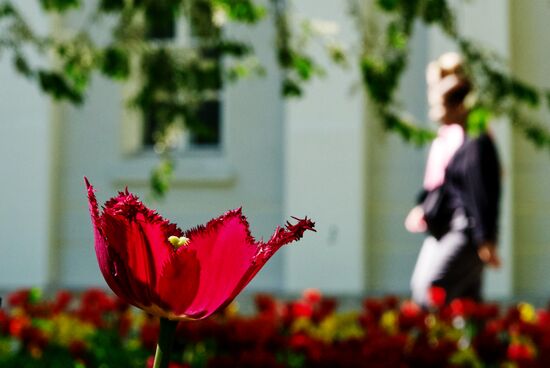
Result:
[180, 210, 315, 319]
[155, 248, 201, 318]
[182, 209, 257, 318]
[100, 212, 160, 306]
[85, 178, 183, 308]
[229, 216, 316, 302]
[85, 178, 136, 304]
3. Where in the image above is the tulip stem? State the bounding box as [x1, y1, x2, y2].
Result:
[153, 317, 179, 368]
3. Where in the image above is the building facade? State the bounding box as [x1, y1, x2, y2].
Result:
[1, 0, 550, 301]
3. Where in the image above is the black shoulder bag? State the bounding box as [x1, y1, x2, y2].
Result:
[421, 183, 454, 240]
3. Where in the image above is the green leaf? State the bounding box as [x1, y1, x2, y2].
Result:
[145, 2, 177, 39]
[38, 71, 83, 104]
[63, 60, 90, 92]
[13, 54, 33, 77]
[101, 47, 130, 80]
[0, 3, 15, 18]
[39, 0, 80, 12]
[467, 106, 491, 137]
[377, 0, 400, 11]
[99, 0, 125, 12]
[282, 78, 302, 98]
[28, 287, 42, 304]
[524, 125, 548, 148]
[277, 47, 293, 69]
[214, 0, 266, 23]
[421, 0, 450, 24]
[399, 0, 421, 33]
[510, 79, 539, 107]
[387, 22, 408, 49]
[293, 55, 314, 80]
[218, 40, 252, 57]
[382, 111, 435, 146]
[361, 58, 392, 104]
[225, 59, 265, 81]
[327, 44, 347, 66]
[151, 159, 174, 198]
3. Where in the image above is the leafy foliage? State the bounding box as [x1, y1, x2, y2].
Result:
[38, 70, 84, 104]
[100, 47, 130, 80]
[4, 0, 550, 196]
[150, 157, 175, 199]
[355, 0, 550, 149]
[39, 0, 80, 12]
[271, 0, 347, 98]
[0, 0, 339, 197]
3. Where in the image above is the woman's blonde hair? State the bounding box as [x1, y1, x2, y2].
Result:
[427, 52, 471, 109]
[426, 52, 472, 124]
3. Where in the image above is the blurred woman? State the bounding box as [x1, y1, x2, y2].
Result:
[406, 52, 501, 307]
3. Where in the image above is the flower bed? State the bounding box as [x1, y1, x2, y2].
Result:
[0, 288, 548, 367]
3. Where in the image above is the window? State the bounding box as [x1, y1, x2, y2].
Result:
[137, 7, 222, 153]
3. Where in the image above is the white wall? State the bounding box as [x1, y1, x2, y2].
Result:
[510, 0, 550, 298]
[365, 21, 429, 294]
[0, 2, 54, 288]
[283, 0, 368, 294]
[6, 1, 550, 301]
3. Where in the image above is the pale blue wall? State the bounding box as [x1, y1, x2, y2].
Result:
[0, 2, 53, 288]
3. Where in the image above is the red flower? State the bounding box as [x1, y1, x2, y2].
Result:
[7, 289, 31, 308]
[85, 178, 315, 320]
[400, 300, 421, 318]
[52, 290, 72, 314]
[428, 286, 446, 308]
[140, 317, 160, 351]
[303, 288, 322, 305]
[255, 294, 279, 317]
[507, 343, 535, 362]
[449, 298, 477, 318]
[9, 315, 30, 338]
[0, 310, 9, 335]
[76, 288, 117, 327]
[399, 301, 425, 332]
[288, 301, 314, 319]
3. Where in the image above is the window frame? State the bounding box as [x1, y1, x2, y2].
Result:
[121, 14, 225, 158]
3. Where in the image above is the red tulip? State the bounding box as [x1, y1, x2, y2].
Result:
[507, 343, 535, 361]
[52, 290, 72, 314]
[254, 293, 279, 317]
[428, 286, 446, 308]
[7, 289, 31, 308]
[302, 288, 322, 305]
[85, 178, 315, 321]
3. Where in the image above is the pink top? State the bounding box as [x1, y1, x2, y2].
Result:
[423, 124, 465, 191]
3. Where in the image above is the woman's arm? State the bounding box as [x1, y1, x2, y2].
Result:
[478, 241, 501, 267]
[405, 205, 427, 233]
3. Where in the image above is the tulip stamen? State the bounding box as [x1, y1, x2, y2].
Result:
[168, 236, 190, 248]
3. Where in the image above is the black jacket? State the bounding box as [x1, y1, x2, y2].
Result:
[444, 133, 501, 246]
[417, 133, 501, 245]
